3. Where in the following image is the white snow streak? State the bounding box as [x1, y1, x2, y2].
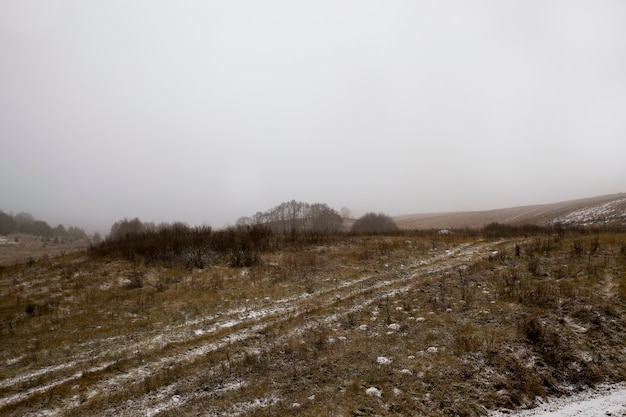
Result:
[490, 383, 626, 417]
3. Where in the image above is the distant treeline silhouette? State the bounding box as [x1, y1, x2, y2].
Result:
[0, 210, 87, 239]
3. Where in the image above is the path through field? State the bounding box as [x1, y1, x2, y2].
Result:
[1, 239, 496, 416]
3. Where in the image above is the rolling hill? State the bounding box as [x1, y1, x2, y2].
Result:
[395, 193, 626, 230]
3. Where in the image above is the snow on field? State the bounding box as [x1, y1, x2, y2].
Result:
[550, 198, 626, 226]
[490, 383, 626, 417]
[376, 356, 392, 365]
[366, 387, 382, 397]
[0, 239, 512, 416]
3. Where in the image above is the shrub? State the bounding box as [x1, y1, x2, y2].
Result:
[351, 213, 398, 234]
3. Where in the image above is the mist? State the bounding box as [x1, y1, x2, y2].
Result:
[1, 1, 625, 234]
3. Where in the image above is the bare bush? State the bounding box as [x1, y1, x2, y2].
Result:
[351, 212, 398, 234]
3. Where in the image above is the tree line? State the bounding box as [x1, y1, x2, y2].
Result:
[235, 200, 399, 233]
[108, 218, 196, 241]
[94, 201, 400, 268]
[106, 201, 400, 242]
[0, 211, 87, 239]
[236, 200, 344, 233]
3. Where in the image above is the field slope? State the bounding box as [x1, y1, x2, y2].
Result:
[395, 193, 626, 230]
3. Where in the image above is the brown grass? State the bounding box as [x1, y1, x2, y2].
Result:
[1, 230, 625, 416]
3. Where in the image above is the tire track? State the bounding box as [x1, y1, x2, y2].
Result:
[3, 240, 496, 416]
[97, 241, 496, 416]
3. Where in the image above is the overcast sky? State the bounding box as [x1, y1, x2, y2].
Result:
[1, 1, 625, 234]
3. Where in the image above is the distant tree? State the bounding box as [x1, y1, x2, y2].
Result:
[351, 212, 399, 233]
[0, 211, 17, 235]
[92, 232, 103, 245]
[153, 222, 169, 231]
[109, 217, 145, 240]
[143, 221, 158, 233]
[32, 220, 53, 237]
[67, 226, 87, 239]
[340, 207, 352, 219]
[271, 200, 304, 232]
[248, 201, 344, 233]
[14, 212, 35, 234]
[54, 224, 67, 237]
[170, 221, 191, 233]
[252, 211, 266, 225]
[308, 203, 343, 232]
[236, 216, 252, 227]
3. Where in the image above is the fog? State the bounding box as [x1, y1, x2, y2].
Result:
[1, 1, 625, 234]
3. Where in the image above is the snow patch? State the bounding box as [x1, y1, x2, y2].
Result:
[490, 383, 626, 417]
[366, 387, 382, 397]
[550, 198, 626, 226]
[377, 356, 392, 365]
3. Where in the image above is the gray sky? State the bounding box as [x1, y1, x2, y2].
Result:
[1, 1, 625, 234]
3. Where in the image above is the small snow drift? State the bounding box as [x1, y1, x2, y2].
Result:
[366, 387, 382, 397]
[376, 356, 392, 365]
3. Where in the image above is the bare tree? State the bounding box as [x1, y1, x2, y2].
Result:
[246, 200, 343, 233]
[92, 232, 103, 245]
[309, 203, 343, 232]
[14, 212, 35, 234]
[236, 216, 252, 227]
[109, 217, 146, 240]
[0, 211, 16, 235]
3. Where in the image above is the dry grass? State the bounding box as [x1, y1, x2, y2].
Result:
[0, 234, 90, 266]
[1, 230, 625, 416]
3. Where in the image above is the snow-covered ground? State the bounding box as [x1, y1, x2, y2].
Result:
[550, 198, 626, 226]
[490, 383, 626, 417]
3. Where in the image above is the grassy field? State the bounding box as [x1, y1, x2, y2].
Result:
[0, 234, 90, 266]
[1, 228, 625, 416]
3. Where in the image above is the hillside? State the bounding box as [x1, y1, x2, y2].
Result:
[395, 193, 626, 230]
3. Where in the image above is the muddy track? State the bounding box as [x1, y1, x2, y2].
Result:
[2, 240, 501, 416]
